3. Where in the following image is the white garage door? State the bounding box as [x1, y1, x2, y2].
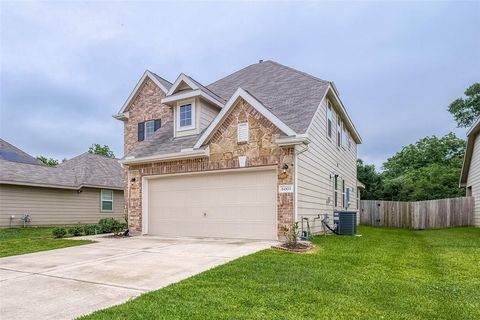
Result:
[146, 169, 277, 240]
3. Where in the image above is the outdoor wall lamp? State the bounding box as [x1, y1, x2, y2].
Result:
[282, 163, 289, 174]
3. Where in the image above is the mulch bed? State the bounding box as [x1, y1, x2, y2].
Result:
[101, 234, 131, 239]
[271, 242, 316, 253]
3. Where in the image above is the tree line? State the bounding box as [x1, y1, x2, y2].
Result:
[358, 82, 479, 201]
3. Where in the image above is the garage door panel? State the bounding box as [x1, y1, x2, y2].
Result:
[147, 169, 277, 240]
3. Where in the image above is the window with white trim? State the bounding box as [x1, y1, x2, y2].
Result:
[101, 190, 113, 211]
[334, 175, 339, 208]
[237, 122, 249, 143]
[327, 101, 333, 139]
[345, 187, 351, 209]
[178, 103, 194, 129]
[145, 120, 155, 139]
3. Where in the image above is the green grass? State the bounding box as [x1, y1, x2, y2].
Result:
[0, 227, 93, 257]
[80, 227, 480, 320]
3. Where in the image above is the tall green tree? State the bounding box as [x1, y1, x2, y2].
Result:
[88, 144, 115, 159]
[358, 133, 465, 201]
[382, 133, 465, 178]
[36, 156, 59, 167]
[448, 82, 480, 128]
[357, 159, 383, 200]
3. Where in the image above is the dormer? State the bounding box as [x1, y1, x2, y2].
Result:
[161, 74, 224, 137]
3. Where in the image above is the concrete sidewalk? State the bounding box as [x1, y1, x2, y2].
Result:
[0, 236, 274, 320]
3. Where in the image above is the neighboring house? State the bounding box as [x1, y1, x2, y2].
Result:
[460, 118, 480, 227]
[115, 60, 362, 240]
[0, 139, 124, 227]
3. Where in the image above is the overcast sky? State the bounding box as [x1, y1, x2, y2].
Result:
[1, 1, 479, 169]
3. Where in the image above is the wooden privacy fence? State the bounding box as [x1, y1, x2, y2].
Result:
[360, 197, 474, 229]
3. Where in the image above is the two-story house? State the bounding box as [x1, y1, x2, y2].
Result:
[114, 60, 362, 240]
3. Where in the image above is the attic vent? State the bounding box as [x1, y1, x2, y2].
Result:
[237, 122, 249, 143]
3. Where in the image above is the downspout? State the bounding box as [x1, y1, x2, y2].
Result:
[294, 147, 299, 223]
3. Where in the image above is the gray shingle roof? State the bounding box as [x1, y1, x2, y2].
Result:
[0, 138, 42, 165]
[151, 72, 173, 91]
[0, 152, 123, 189]
[207, 60, 330, 133]
[184, 74, 226, 104]
[128, 121, 204, 158]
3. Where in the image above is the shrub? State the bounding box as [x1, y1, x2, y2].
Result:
[281, 222, 300, 247]
[52, 227, 67, 238]
[83, 224, 98, 236]
[68, 225, 83, 237]
[111, 220, 127, 235]
[97, 217, 117, 233]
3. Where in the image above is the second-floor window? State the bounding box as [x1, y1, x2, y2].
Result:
[342, 123, 348, 149]
[145, 120, 155, 139]
[179, 104, 193, 128]
[138, 119, 161, 141]
[337, 117, 342, 148]
[327, 101, 333, 139]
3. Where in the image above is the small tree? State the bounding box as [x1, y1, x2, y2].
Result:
[88, 144, 115, 159]
[37, 156, 59, 167]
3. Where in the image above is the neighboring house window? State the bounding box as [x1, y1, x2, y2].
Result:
[327, 101, 333, 139]
[237, 122, 249, 143]
[178, 103, 193, 129]
[342, 180, 346, 208]
[101, 190, 113, 211]
[138, 119, 161, 141]
[347, 132, 351, 150]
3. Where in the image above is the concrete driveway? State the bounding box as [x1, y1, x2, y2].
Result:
[0, 236, 273, 320]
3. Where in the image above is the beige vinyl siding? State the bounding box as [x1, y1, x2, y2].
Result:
[466, 133, 480, 226]
[0, 185, 124, 227]
[200, 102, 219, 131]
[296, 96, 358, 234]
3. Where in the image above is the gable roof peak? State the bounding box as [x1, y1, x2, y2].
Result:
[116, 70, 172, 116]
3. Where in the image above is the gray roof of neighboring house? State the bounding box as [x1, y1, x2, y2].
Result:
[0, 152, 123, 190]
[0, 138, 43, 165]
[207, 60, 331, 133]
[129, 121, 204, 158]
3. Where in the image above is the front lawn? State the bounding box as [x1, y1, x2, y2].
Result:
[80, 227, 480, 320]
[0, 227, 93, 257]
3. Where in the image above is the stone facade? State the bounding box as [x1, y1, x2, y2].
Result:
[125, 98, 295, 238]
[123, 78, 171, 155]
